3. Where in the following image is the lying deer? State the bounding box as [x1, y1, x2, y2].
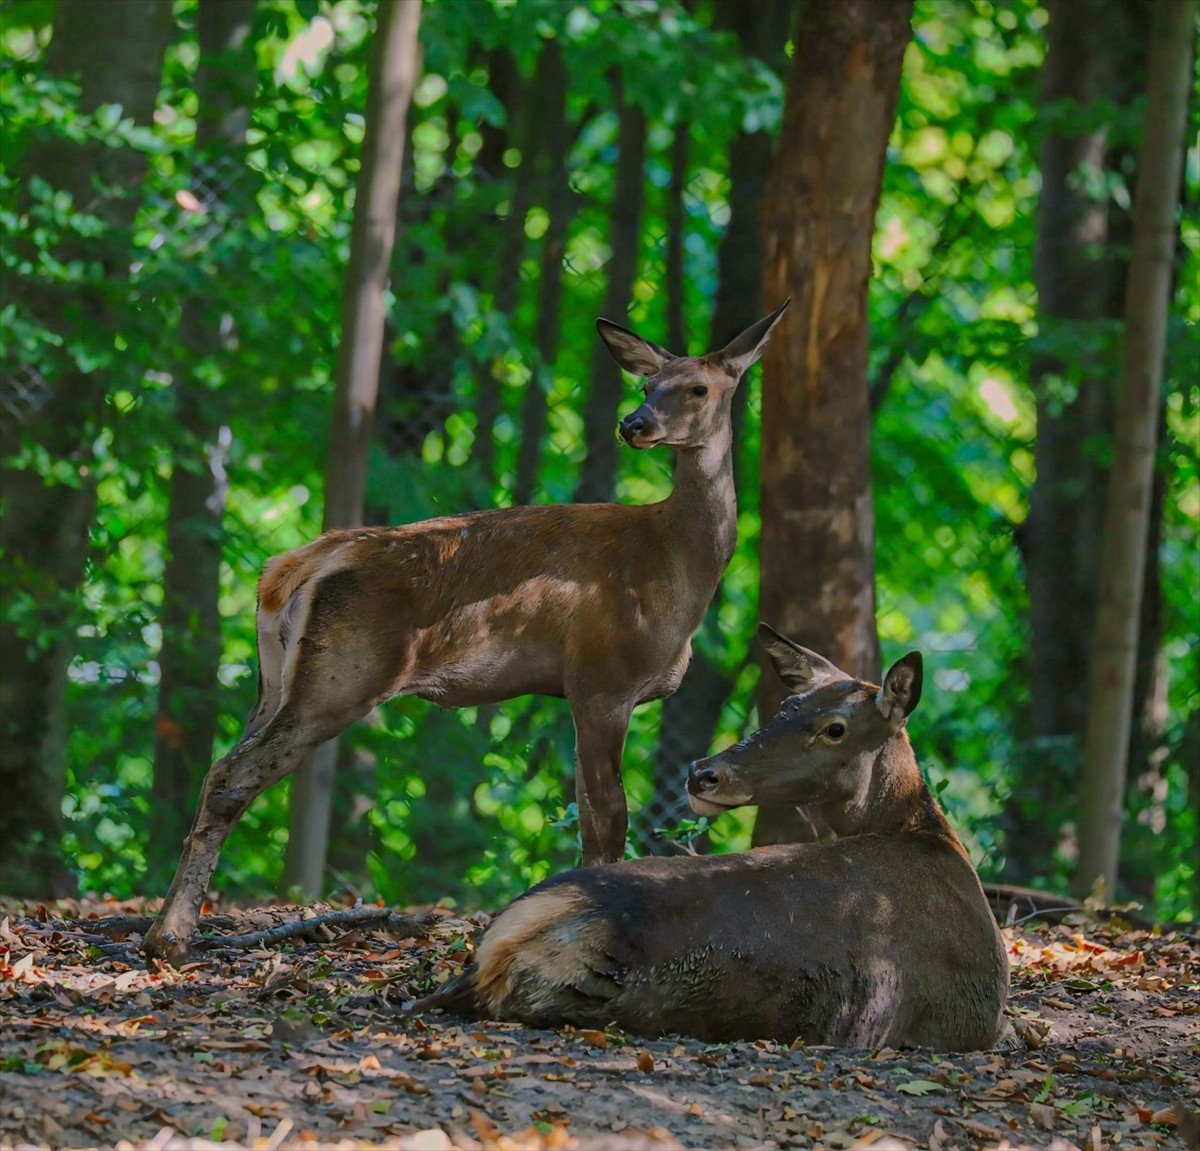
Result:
[143, 301, 791, 965]
[413, 626, 1010, 1051]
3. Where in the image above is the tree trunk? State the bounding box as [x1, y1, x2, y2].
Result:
[753, 0, 912, 847]
[574, 84, 648, 504]
[664, 121, 689, 356]
[513, 38, 578, 507]
[1011, 0, 1132, 882]
[0, 0, 173, 896]
[148, 0, 258, 887]
[283, 0, 422, 899]
[1074, 0, 1196, 899]
[641, 0, 793, 851]
[474, 43, 545, 486]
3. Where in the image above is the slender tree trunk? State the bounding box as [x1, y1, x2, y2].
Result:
[575, 83, 648, 504]
[474, 43, 545, 486]
[753, 0, 912, 847]
[643, 0, 793, 850]
[513, 38, 578, 506]
[149, 0, 258, 887]
[1011, 0, 1131, 882]
[664, 122, 689, 356]
[1074, 0, 1196, 899]
[283, 0, 421, 899]
[0, 0, 173, 896]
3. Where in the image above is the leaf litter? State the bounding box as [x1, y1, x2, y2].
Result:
[0, 897, 1196, 1150]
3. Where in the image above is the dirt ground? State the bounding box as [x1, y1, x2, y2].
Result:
[0, 898, 1196, 1151]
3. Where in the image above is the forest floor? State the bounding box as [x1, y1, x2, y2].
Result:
[0, 898, 1196, 1151]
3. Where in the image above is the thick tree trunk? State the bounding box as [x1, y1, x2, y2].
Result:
[283, 0, 421, 899]
[513, 39, 578, 507]
[1011, 0, 1131, 882]
[0, 0, 173, 896]
[148, 0, 258, 887]
[574, 85, 648, 504]
[753, 0, 911, 847]
[1074, 0, 1196, 898]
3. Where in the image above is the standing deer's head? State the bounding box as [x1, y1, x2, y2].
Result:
[687, 623, 923, 816]
[595, 300, 790, 451]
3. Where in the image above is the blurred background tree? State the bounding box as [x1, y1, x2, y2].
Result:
[1, 0, 1195, 921]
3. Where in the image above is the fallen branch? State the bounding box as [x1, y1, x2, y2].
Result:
[69, 913, 240, 938]
[192, 906, 437, 951]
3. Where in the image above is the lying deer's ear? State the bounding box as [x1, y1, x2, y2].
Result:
[718, 298, 790, 383]
[757, 622, 845, 694]
[595, 318, 676, 377]
[877, 652, 923, 726]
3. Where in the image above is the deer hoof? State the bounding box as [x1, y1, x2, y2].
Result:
[142, 924, 191, 969]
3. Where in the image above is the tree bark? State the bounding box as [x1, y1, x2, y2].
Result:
[513, 38, 578, 507]
[1011, 0, 1133, 882]
[640, 0, 793, 851]
[1074, 0, 1196, 899]
[0, 0, 174, 896]
[148, 0, 258, 887]
[574, 83, 648, 504]
[474, 42, 545, 486]
[753, 0, 912, 847]
[283, 0, 422, 899]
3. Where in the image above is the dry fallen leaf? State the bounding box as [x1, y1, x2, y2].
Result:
[1029, 1101, 1057, 1130]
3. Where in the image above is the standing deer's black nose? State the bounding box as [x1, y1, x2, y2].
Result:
[620, 412, 647, 441]
[688, 761, 721, 794]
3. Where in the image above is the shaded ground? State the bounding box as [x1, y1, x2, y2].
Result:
[0, 898, 1196, 1150]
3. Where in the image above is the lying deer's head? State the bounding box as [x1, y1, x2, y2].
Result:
[687, 624, 923, 816]
[595, 300, 789, 451]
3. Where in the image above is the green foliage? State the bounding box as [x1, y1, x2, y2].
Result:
[2, 0, 1194, 920]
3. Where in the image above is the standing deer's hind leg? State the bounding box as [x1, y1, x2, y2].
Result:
[569, 694, 633, 867]
[142, 709, 326, 966]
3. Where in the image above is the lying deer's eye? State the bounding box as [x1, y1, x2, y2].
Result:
[691, 385, 708, 397]
[826, 722, 846, 740]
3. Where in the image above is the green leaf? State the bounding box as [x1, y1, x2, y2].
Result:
[897, 1080, 943, 1096]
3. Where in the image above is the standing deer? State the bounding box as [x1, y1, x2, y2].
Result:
[143, 301, 791, 965]
[413, 625, 1010, 1051]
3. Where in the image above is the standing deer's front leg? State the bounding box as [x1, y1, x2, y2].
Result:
[143, 705, 338, 966]
[569, 693, 633, 866]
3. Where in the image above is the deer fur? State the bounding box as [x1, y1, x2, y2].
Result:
[412, 626, 1010, 1051]
[142, 302, 790, 966]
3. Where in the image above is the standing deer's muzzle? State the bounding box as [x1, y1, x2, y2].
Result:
[619, 407, 660, 447]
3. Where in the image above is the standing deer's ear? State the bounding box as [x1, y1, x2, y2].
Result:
[595, 318, 676, 377]
[877, 652, 923, 727]
[757, 622, 847, 695]
[718, 298, 790, 383]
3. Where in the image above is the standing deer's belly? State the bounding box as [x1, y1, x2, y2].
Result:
[405, 630, 568, 707]
[636, 640, 693, 704]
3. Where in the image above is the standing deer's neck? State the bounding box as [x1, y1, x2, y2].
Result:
[665, 430, 737, 572]
[817, 731, 961, 848]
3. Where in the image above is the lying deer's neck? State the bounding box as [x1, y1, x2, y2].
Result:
[666, 433, 737, 570]
[816, 731, 962, 850]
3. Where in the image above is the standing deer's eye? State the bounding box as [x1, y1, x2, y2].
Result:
[825, 722, 847, 740]
[691, 385, 708, 397]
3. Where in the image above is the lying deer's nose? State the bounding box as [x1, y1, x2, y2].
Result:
[688, 762, 721, 793]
